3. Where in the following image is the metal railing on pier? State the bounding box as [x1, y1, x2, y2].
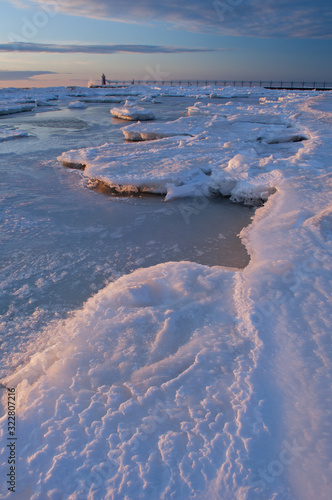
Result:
[92, 80, 332, 91]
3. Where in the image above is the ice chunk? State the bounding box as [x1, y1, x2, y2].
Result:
[68, 101, 87, 109]
[111, 106, 155, 121]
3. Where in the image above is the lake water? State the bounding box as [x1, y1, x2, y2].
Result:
[0, 97, 253, 375]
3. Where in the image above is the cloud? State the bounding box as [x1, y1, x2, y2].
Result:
[0, 42, 219, 54]
[7, 0, 332, 38]
[0, 70, 56, 80]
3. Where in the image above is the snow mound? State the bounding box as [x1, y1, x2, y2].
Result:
[111, 106, 155, 121]
[141, 95, 162, 103]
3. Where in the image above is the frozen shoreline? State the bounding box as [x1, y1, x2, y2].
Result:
[0, 85, 331, 499]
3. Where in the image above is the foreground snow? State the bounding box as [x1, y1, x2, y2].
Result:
[0, 86, 331, 500]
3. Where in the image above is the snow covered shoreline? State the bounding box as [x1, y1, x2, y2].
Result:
[0, 85, 331, 499]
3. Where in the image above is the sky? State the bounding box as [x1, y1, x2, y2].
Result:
[0, 0, 331, 88]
